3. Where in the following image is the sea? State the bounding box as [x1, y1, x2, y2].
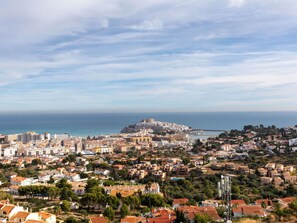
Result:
[0, 112, 297, 137]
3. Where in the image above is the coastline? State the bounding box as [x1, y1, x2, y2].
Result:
[0, 111, 297, 137]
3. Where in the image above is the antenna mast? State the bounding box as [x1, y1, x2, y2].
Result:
[218, 175, 232, 223]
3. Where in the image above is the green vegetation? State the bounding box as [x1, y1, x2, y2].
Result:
[103, 207, 115, 220]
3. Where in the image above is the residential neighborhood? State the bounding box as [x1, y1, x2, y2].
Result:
[0, 123, 296, 223]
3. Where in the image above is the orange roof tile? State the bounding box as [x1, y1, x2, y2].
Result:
[11, 176, 27, 182]
[178, 206, 221, 221]
[280, 197, 297, 204]
[255, 199, 273, 206]
[1, 205, 16, 214]
[231, 200, 246, 206]
[233, 205, 266, 216]
[24, 220, 46, 223]
[121, 216, 146, 223]
[173, 198, 189, 205]
[90, 216, 109, 223]
[38, 211, 53, 220]
[10, 211, 30, 220]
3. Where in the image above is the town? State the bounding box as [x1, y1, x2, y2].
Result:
[0, 120, 296, 223]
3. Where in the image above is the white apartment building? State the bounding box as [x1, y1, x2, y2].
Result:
[23, 147, 68, 156]
[0, 146, 17, 157]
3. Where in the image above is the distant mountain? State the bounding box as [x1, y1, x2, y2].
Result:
[120, 118, 191, 133]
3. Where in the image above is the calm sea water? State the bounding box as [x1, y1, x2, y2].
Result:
[0, 112, 296, 137]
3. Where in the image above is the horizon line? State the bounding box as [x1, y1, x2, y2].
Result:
[1, 110, 297, 115]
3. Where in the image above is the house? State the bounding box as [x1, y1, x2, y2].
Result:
[255, 199, 273, 207]
[121, 216, 146, 223]
[38, 211, 56, 223]
[94, 169, 110, 177]
[238, 166, 250, 175]
[147, 183, 160, 194]
[10, 177, 33, 186]
[201, 200, 222, 208]
[172, 198, 189, 209]
[0, 201, 56, 223]
[69, 182, 86, 196]
[89, 216, 109, 223]
[273, 177, 283, 187]
[178, 206, 221, 222]
[233, 205, 266, 218]
[257, 168, 268, 176]
[64, 173, 80, 182]
[260, 177, 273, 185]
[284, 166, 294, 173]
[9, 185, 19, 195]
[10, 211, 39, 223]
[147, 209, 176, 223]
[0, 204, 24, 219]
[283, 172, 297, 184]
[276, 164, 284, 173]
[0, 146, 17, 157]
[38, 170, 60, 183]
[231, 200, 246, 206]
[265, 163, 276, 171]
[24, 220, 46, 223]
[276, 197, 297, 208]
[113, 164, 125, 170]
[270, 170, 281, 178]
[225, 163, 236, 171]
[221, 144, 233, 151]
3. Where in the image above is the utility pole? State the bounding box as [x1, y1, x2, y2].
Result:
[218, 175, 232, 223]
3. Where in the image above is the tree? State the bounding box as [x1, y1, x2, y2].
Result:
[60, 200, 71, 213]
[60, 187, 77, 201]
[103, 207, 115, 220]
[85, 179, 100, 192]
[123, 196, 141, 209]
[231, 185, 240, 195]
[80, 172, 88, 179]
[175, 210, 187, 223]
[53, 205, 61, 215]
[120, 204, 129, 218]
[48, 187, 60, 200]
[182, 157, 190, 165]
[288, 200, 297, 213]
[106, 195, 120, 209]
[0, 191, 14, 203]
[63, 154, 76, 163]
[194, 214, 212, 223]
[56, 178, 72, 189]
[80, 193, 98, 209]
[140, 194, 165, 208]
[47, 176, 55, 184]
[103, 180, 115, 186]
[32, 159, 42, 166]
[65, 216, 79, 223]
[285, 184, 297, 196]
[60, 188, 71, 201]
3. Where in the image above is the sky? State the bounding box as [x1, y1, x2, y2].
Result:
[1, 0, 297, 113]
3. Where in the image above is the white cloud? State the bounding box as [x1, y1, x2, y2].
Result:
[228, 0, 246, 8]
[129, 19, 163, 31]
[1, 0, 297, 111]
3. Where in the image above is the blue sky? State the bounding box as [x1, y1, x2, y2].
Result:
[1, 0, 297, 112]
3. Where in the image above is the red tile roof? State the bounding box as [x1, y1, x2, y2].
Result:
[173, 198, 189, 205]
[121, 216, 146, 223]
[90, 216, 109, 223]
[233, 205, 266, 217]
[178, 206, 221, 221]
[231, 200, 246, 206]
